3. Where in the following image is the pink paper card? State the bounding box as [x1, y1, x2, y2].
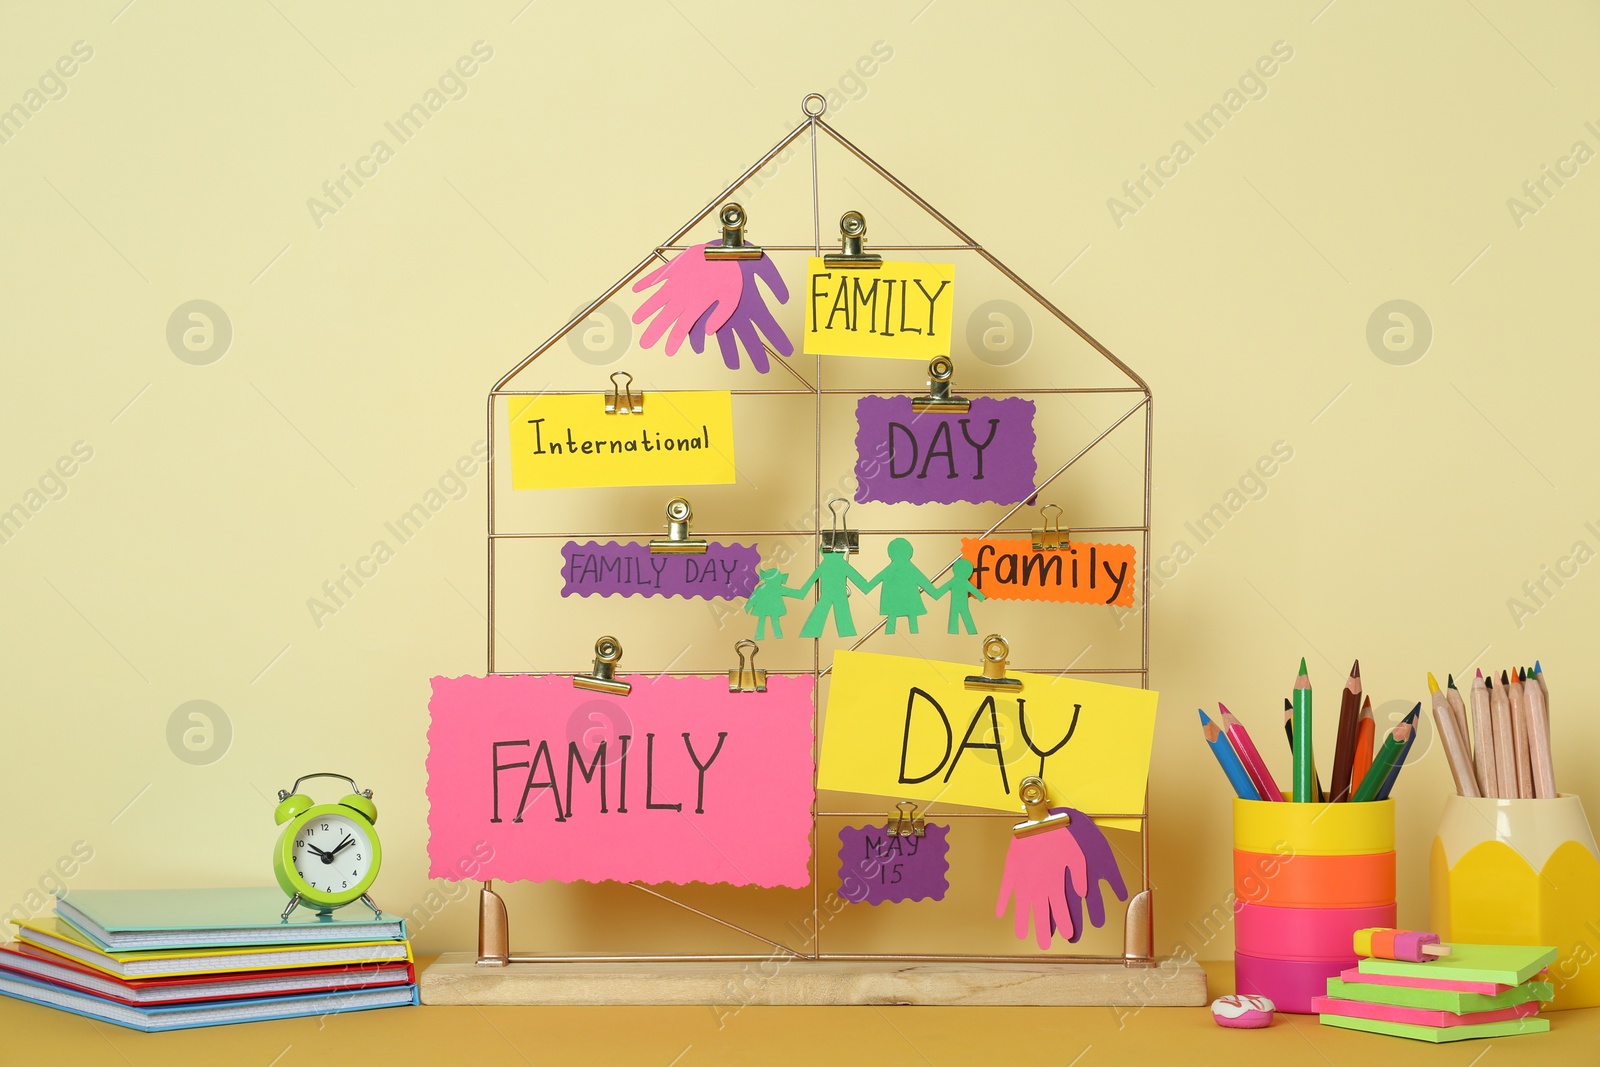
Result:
[837, 824, 950, 905]
[427, 673, 814, 887]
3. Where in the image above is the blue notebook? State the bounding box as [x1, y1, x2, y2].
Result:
[56, 888, 406, 950]
[0, 970, 417, 1032]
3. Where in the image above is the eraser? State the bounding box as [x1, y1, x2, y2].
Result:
[1211, 993, 1275, 1029]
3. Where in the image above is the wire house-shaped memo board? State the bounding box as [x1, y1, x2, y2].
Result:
[477, 94, 1155, 969]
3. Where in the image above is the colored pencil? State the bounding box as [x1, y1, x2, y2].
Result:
[1429, 673, 1479, 797]
[1523, 668, 1557, 798]
[1200, 708, 1261, 801]
[1505, 670, 1533, 799]
[1374, 704, 1421, 801]
[1292, 658, 1314, 804]
[1352, 710, 1416, 802]
[1351, 696, 1375, 790]
[1470, 669, 1496, 799]
[1533, 660, 1549, 711]
[1218, 703, 1284, 802]
[1283, 698, 1325, 802]
[1330, 660, 1362, 803]
[1445, 674, 1470, 764]
[1489, 673, 1516, 800]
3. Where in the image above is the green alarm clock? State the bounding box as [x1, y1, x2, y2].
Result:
[272, 773, 383, 919]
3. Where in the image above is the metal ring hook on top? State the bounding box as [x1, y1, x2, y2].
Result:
[801, 93, 827, 118]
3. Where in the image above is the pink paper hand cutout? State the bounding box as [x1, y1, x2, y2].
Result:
[687, 242, 793, 373]
[631, 243, 743, 356]
[996, 821, 1089, 949]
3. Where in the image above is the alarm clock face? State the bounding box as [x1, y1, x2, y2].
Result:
[290, 812, 374, 898]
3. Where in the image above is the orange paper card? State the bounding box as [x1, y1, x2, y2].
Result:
[958, 538, 1137, 607]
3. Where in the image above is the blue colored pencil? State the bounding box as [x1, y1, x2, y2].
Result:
[1200, 708, 1262, 801]
[1374, 703, 1421, 801]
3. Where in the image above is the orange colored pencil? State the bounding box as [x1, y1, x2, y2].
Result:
[1350, 695, 1375, 790]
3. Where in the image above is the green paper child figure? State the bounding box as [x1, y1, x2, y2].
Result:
[866, 537, 940, 636]
[744, 568, 805, 639]
[797, 553, 875, 639]
[935, 558, 987, 635]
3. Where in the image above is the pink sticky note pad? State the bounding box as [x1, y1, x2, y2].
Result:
[1311, 995, 1539, 1027]
[837, 824, 950, 905]
[427, 674, 814, 887]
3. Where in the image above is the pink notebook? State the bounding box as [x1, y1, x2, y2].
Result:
[1312, 994, 1539, 1027]
[1338, 966, 1508, 995]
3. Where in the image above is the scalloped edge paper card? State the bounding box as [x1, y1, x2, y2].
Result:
[837, 823, 950, 905]
[560, 541, 759, 600]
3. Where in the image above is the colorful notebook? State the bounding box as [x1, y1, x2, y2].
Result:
[1324, 976, 1552, 1014]
[0, 942, 413, 1005]
[1311, 994, 1540, 1028]
[0, 971, 417, 1032]
[1319, 1013, 1549, 1043]
[11, 918, 409, 979]
[1356, 943, 1556, 986]
[56, 887, 405, 950]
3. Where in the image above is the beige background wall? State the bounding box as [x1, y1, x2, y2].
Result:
[2, 0, 1597, 962]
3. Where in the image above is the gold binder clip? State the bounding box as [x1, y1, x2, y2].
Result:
[820, 497, 859, 555]
[887, 800, 926, 839]
[964, 634, 1023, 692]
[1031, 504, 1069, 551]
[574, 635, 631, 695]
[605, 371, 642, 415]
[703, 202, 762, 261]
[910, 356, 971, 415]
[822, 211, 882, 269]
[1012, 776, 1073, 838]
[649, 497, 708, 555]
[727, 638, 767, 693]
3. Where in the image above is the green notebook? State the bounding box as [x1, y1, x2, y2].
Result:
[1320, 1013, 1549, 1043]
[56, 888, 406, 951]
[1325, 977, 1552, 1014]
[1357, 943, 1556, 986]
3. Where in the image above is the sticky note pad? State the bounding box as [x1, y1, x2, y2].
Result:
[1357, 943, 1557, 986]
[507, 392, 735, 490]
[1318, 1013, 1549, 1043]
[818, 650, 1158, 830]
[804, 259, 956, 360]
[1324, 977, 1552, 1014]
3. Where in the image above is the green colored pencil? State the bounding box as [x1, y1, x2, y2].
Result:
[1352, 708, 1418, 802]
[1293, 658, 1314, 803]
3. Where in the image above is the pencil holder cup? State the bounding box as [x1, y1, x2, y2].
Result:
[1431, 793, 1600, 1009]
[1232, 797, 1396, 1013]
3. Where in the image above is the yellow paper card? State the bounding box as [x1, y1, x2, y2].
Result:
[507, 392, 735, 490]
[819, 650, 1158, 831]
[804, 258, 956, 360]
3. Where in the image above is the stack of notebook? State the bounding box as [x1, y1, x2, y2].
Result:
[1313, 942, 1556, 1042]
[0, 888, 416, 1031]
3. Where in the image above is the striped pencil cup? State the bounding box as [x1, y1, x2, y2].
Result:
[1233, 797, 1396, 1013]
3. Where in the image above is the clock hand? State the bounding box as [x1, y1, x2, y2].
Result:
[304, 842, 329, 858]
[330, 836, 356, 856]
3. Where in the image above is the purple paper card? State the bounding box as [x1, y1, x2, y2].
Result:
[854, 396, 1037, 505]
[837, 823, 950, 905]
[561, 540, 759, 600]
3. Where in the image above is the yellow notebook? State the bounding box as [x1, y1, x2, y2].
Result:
[10, 918, 410, 979]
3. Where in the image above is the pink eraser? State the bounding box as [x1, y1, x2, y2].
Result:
[1393, 930, 1441, 962]
[1211, 994, 1275, 1028]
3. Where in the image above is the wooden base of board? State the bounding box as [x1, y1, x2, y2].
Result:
[419, 953, 1208, 1007]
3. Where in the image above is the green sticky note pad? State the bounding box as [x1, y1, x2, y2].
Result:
[1325, 977, 1552, 1014]
[1357, 943, 1557, 986]
[1320, 1013, 1550, 1043]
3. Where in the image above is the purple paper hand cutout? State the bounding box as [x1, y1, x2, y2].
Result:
[1048, 807, 1129, 943]
[996, 819, 1089, 949]
[631, 242, 743, 356]
[688, 242, 793, 373]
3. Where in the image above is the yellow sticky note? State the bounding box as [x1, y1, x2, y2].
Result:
[819, 650, 1158, 831]
[507, 392, 736, 490]
[803, 258, 956, 360]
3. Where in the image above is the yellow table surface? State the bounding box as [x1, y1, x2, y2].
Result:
[3, 960, 1595, 1065]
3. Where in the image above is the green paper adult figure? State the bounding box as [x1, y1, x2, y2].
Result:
[866, 537, 940, 636]
[797, 554, 874, 639]
[745, 568, 805, 639]
[936, 558, 987, 635]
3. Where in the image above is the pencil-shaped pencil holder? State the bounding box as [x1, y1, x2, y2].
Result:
[1431, 793, 1600, 1009]
[1232, 797, 1396, 1013]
